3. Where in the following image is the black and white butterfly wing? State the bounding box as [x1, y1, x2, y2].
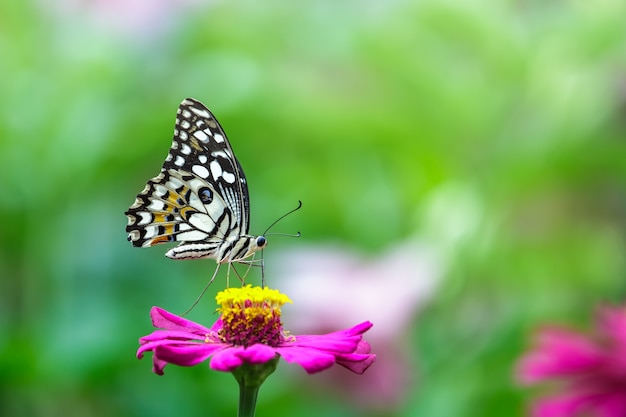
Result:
[125, 98, 256, 261]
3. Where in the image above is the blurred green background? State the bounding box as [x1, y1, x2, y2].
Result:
[1, 0, 625, 416]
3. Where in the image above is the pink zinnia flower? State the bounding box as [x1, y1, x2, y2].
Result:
[517, 306, 626, 417]
[137, 286, 375, 377]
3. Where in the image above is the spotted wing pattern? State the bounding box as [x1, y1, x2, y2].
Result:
[125, 98, 263, 262]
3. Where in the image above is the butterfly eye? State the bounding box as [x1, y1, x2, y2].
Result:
[256, 236, 267, 248]
[199, 188, 213, 204]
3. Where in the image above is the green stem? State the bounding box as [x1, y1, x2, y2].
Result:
[231, 358, 279, 417]
[237, 382, 260, 417]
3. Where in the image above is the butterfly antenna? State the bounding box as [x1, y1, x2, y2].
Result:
[262, 200, 303, 236]
[265, 231, 302, 238]
[259, 201, 302, 288]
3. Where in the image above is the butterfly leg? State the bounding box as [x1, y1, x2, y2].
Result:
[261, 255, 265, 288]
[239, 252, 256, 283]
[233, 255, 266, 287]
[180, 263, 221, 316]
[228, 263, 247, 286]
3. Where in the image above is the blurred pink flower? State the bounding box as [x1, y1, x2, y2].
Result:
[45, 0, 206, 40]
[138, 287, 375, 376]
[270, 241, 442, 411]
[517, 306, 626, 417]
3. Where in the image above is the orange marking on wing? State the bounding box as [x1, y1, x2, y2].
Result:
[150, 236, 170, 244]
[180, 206, 195, 219]
[153, 213, 174, 223]
[153, 213, 166, 223]
[166, 193, 182, 206]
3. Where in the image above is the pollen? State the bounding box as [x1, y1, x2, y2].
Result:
[216, 285, 292, 347]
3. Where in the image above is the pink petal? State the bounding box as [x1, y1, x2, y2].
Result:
[336, 353, 376, 374]
[351, 339, 372, 355]
[291, 321, 373, 353]
[155, 343, 225, 368]
[151, 356, 169, 376]
[291, 334, 361, 352]
[518, 327, 604, 383]
[209, 345, 278, 372]
[335, 341, 376, 374]
[150, 307, 213, 334]
[597, 306, 626, 350]
[532, 393, 589, 417]
[531, 392, 626, 417]
[234, 344, 279, 364]
[137, 330, 222, 359]
[275, 322, 376, 374]
[594, 393, 626, 417]
[139, 329, 210, 345]
[275, 346, 337, 374]
[137, 337, 188, 359]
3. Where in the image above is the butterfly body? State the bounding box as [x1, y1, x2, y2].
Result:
[125, 98, 266, 264]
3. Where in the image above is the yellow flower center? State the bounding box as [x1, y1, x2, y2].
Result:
[216, 285, 292, 347]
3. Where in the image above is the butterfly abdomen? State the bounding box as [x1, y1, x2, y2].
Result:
[164, 241, 221, 260]
[164, 234, 266, 262]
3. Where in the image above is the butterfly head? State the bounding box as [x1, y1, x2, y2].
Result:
[254, 235, 267, 250]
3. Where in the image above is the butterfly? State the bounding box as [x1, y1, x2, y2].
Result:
[125, 98, 267, 276]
